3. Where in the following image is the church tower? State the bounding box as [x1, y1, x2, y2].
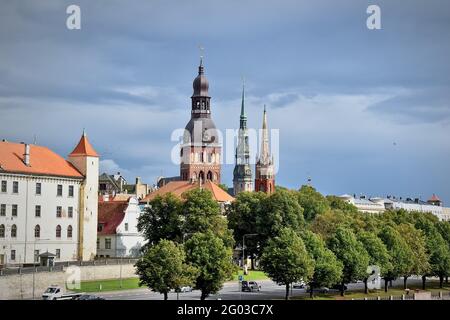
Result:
[67, 130, 99, 261]
[180, 58, 221, 183]
[233, 82, 253, 195]
[255, 106, 275, 194]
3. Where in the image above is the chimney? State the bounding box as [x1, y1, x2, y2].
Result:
[23, 144, 30, 166]
[136, 177, 141, 185]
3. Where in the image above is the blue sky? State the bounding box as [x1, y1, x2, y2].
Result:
[0, 0, 449, 203]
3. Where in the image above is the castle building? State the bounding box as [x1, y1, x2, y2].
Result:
[180, 58, 221, 184]
[233, 83, 253, 195]
[0, 132, 98, 266]
[255, 106, 275, 194]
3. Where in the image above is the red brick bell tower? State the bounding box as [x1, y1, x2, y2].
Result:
[255, 105, 275, 194]
[180, 57, 221, 184]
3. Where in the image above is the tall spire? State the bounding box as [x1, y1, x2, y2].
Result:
[198, 45, 204, 75]
[239, 80, 247, 129]
[259, 105, 270, 165]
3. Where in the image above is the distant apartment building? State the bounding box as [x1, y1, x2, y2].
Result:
[0, 132, 99, 266]
[97, 196, 146, 258]
[99, 173, 152, 199]
[339, 193, 450, 221]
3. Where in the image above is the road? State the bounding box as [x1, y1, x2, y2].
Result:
[96, 277, 432, 300]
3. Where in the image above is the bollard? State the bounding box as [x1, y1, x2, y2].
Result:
[377, 296, 381, 300]
[364, 297, 367, 301]
[389, 295, 393, 300]
[439, 291, 443, 300]
[401, 294, 405, 300]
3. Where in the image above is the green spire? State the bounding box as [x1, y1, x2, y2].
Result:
[240, 81, 245, 117]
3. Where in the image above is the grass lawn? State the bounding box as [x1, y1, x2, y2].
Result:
[72, 277, 141, 293]
[72, 270, 269, 293]
[233, 270, 269, 281]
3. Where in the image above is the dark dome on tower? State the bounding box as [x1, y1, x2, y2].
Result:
[192, 60, 209, 97]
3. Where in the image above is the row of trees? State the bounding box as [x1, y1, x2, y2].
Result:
[135, 185, 450, 300]
[228, 186, 450, 299]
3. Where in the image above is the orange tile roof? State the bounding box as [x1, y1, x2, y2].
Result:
[0, 141, 83, 178]
[69, 133, 99, 157]
[429, 194, 441, 202]
[141, 180, 235, 203]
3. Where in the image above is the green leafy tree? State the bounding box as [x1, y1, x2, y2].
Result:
[310, 210, 350, 241]
[378, 226, 414, 292]
[184, 231, 235, 300]
[227, 191, 268, 268]
[297, 185, 330, 221]
[137, 194, 183, 246]
[410, 213, 450, 289]
[257, 189, 305, 248]
[260, 228, 314, 300]
[182, 188, 234, 247]
[357, 231, 392, 293]
[135, 240, 197, 300]
[301, 230, 343, 298]
[328, 226, 370, 296]
[325, 195, 358, 213]
[396, 223, 430, 289]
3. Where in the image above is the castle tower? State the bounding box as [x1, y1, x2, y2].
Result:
[180, 58, 221, 183]
[67, 130, 99, 261]
[233, 82, 253, 195]
[255, 106, 275, 194]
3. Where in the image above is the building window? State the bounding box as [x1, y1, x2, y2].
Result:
[67, 225, 73, 238]
[11, 250, 16, 261]
[55, 249, 60, 259]
[0, 204, 5, 216]
[1, 181, 6, 193]
[97, 224, 104, 232]
[34, 250, 39, 263]
[12, 181, 18, 194]
[35, 205, 41, 217]
[12, 204, 18, 217]
[56, 225, 61, 238]
[36, 183, 41, 195]
[34, 225, 40, 238]
[57, 185, 62, 197]
[105, 238, 111, 249]
[97, 238, 100, 249]
[68, 185, 74, 197]
[11, 225, 17, 238]
[68, 207, 73, 218]
[125, 223, 129, 231]
[0, 225, 4, 238]
[56, 206, 62, 218]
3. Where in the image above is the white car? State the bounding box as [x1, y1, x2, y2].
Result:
[179, 286, 193, 293]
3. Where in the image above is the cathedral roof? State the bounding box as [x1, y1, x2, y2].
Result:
[141, 180, 234, 203]
[69, 131, 99, 157]
[0, 140, 83, 178]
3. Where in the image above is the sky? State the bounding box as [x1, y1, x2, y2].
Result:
[0, 0, 449, 203]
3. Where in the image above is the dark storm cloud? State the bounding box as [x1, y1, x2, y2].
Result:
[1, 0, 450, 203]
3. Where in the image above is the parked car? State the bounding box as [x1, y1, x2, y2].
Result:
[331, 284, 348, 291]
[179, 286, 193, 293]
[74, 294, 105, 300]
[293, 282, 306, 289]
[306, 286, 329, 294]
[241, 281, 261, 292]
